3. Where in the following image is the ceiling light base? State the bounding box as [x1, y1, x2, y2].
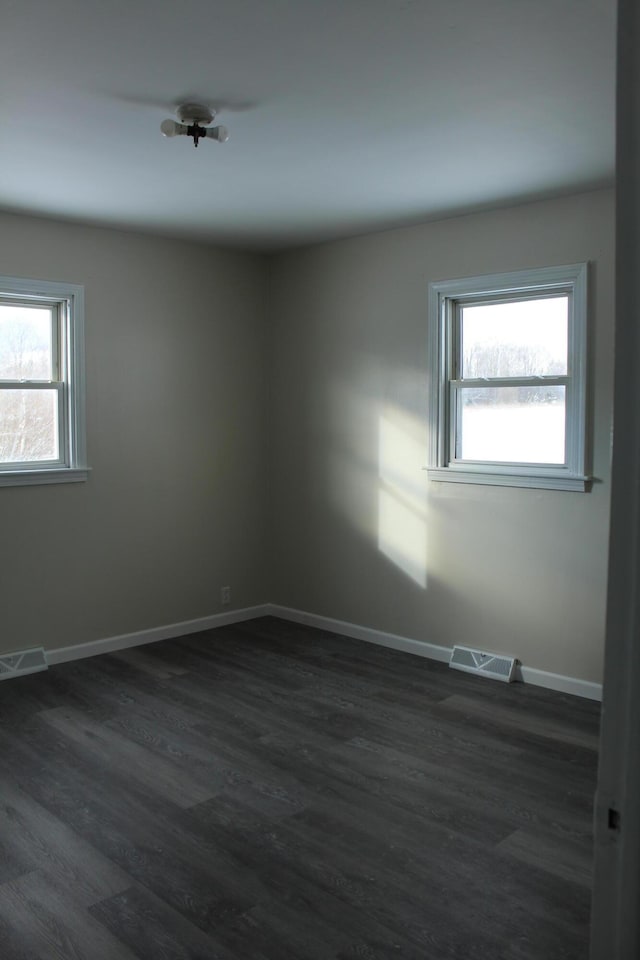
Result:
[176, 103, 215, 126]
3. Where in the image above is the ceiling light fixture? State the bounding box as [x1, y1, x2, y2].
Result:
[160, 103, 229, 148]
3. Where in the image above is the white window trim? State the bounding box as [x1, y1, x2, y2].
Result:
[0, 275, 88, 487]
[427, 263, 589, 492]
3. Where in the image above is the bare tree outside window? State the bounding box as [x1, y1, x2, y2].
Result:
[0, 304, 59, 463]
[0, 275, 86, 487]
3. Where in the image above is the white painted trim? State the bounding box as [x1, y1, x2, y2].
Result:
[591, 4, 640, 953]
[0, 467, 90, 487]
[427, 262, 589, 491]
[266, 604, 452, 662]
[0, 275, 88, 484]
[43, 600, 602, 702]
[425, 466, 589, 491]
[46, 604, 272, 665]
[517, 665, 602, 701]
[269, 604, 602, 701]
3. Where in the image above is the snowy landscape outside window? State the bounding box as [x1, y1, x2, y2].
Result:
[427, 264, 588, 491]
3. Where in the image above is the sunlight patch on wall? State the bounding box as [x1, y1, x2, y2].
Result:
[378, 412, 428, 588]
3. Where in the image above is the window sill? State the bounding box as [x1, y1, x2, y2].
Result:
[0, 467, 90, 488]
[426, 466, 589, 492]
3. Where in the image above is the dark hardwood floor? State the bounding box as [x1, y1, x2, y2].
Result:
[0, 616, 600, 959]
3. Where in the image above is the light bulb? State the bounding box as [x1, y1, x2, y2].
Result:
[206, 125, 229, 143]
[160, 119, 179, 138]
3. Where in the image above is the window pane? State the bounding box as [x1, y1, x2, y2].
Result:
[0, 304, 54, 380]
[458, 385, 565, 463]
[0, 389, 59, 462]
[461, 296, 568, 378]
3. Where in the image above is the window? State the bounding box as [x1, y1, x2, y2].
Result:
[427, 263, 588, 491]
[0, 276, 87, 486]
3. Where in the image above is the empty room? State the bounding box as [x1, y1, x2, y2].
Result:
[1, 1, 638, 958]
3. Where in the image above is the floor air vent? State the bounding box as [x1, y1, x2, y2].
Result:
[0, 648, 48, 681]
[450, 645, 517, 683]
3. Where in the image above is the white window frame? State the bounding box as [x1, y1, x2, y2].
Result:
[0, 275, 88, 487]
[427, 263, 589, 491]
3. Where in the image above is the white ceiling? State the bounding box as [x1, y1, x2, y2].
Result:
[0, 0, 616, 251]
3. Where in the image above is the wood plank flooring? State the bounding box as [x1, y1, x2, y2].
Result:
[0, 616, 600, 959]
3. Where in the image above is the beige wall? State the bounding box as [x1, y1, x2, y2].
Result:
[270, 190, 614, 683]
[0, 191, 614, 683]
[0, 212, 270, 654]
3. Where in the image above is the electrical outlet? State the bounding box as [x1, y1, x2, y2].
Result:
[220, 586, 231, 605]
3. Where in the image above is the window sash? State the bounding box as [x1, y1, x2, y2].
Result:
[427, 263, 588, 490]
[0, 381, 66, 469]
[451, 291, 571, 380]
[450, 376, 569, 389]
[453, 288, 569, 311]
[0, 276, 86, 485]
[449, 381, 568, 467]
[0, 296, 61, 382]
[0, 299, 67, 468]
[447, 299, 575, 467]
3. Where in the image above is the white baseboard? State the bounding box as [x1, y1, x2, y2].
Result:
[266, 603, 452, 663]
[517, 665, 602, 701]
[44, 600, 602, 702]
[46, 604, 272, 666]
[267, 604, 603, 702]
